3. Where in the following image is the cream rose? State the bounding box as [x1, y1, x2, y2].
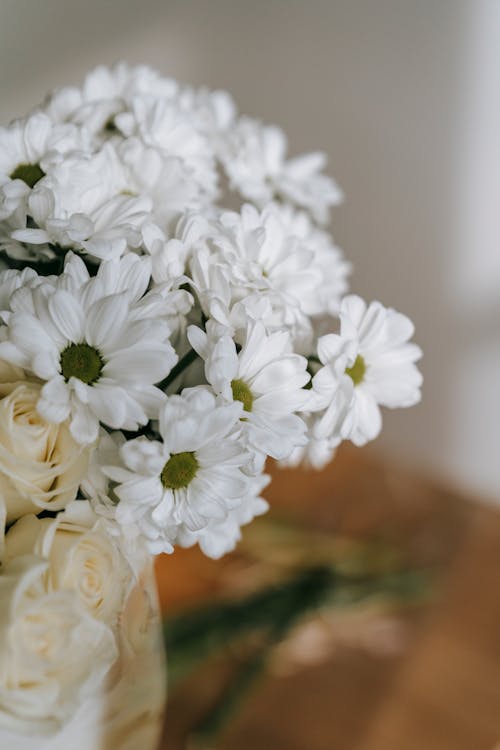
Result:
[4, 501, 132, 626]
[0, 361, 89, 523]
[0, 555, 117, 736]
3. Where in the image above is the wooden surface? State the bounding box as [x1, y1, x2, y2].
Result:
[156, 447, 500, 749]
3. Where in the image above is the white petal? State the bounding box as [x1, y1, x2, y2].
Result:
[32, 350, 60, 380]
[187, 325, 209, 358]
[63, 252, 90, 286]
[116, 477, 163, 506]
[87, 383, 127, 428]
[131, 385, 167, 420]
[38, 377, 71, 423]
[340, 295, 367, 331]
[69, 400, 99, 444]
[317, 333, 344, 365]
[250, 356, 308, 395]
[11, 313, 59, 361]
[85, 293, 129, 349]
[104, 344, 174, 384]
[120, 437, 166, 476]
[48, 290, 85, 343]
[348, 390, 382, 446]
[151, 491, 175, 525]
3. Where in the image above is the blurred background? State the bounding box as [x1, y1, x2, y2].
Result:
[1, 3, 499, 748]
[0, 0, 499, 502]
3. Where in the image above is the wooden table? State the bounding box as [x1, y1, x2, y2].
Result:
[156, 447, 500, 749]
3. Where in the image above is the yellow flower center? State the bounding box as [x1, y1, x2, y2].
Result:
[60, 344, 104, 385]
[161, 452, 199, 490]
[345, 354, 366, 386]
[231, 379, 253, 412]
[10, 163, 45, 188]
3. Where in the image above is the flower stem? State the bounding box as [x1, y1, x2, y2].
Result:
[156, 347, 199, 392]
[167, 564, 429, 748]
[184, 567, 334, 748]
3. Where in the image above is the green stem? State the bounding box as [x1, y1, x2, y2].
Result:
[157, 347, 199, 392]
[307, 354, 321, 365]
[164, 566, 428, 687]
[186, 567, 334, 748]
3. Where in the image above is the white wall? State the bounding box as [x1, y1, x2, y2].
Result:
[0, 0, 498, 500]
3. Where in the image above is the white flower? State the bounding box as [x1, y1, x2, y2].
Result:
[0, 63, 425, 569]
[0, 113, 87, 225]
[312, 295, 423, 446]
[271, 203, 351, 317]
[12, 144, 150, 260]
[118, 138, 206, 231]
[216, 202, 350, 328]
[188, 240, 235, 326]
[99, 388, 253, 554]
[0, 361, 89, 523]
[0, 267, 39, 320]
[4, 501, 132, 627]
[219, 117, 342, 223]
[44, 62, 178, 135]
[176, 472, 270, 559]
[178, 85, 236, 136]
[114, 96, 218, 203]
[189, 203, 328, 348]
[188, 320, 310, 463]
[0, 555, 117, 736]
[142, 222, 189, 283]
[0, 254, 177, 444]
[216, 204, 318, 302]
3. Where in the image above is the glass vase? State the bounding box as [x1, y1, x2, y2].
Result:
[0, 558, 167, 750]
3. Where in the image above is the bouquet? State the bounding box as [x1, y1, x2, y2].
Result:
[0, 63, 422, 744]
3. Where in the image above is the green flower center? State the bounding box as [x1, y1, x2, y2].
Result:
[345, 354, 366, 386]
[161, 452, 199, 490]
[10, 163, 45, 188]
[231, 379, 253, 412]
[60, 343, 104, 385]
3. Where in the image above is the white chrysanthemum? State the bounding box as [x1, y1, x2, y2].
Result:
[176, 472, 270, 559]
[83, 62, 178, 100]
[216, 202, 350, 324]
[219, 117, 342, 223]
[118, 139, 207, 230]
[44, 62, 178, 135]
[114, 97, 218, 202]
[0, 254, 177, 444]
[11, 144, 150, 260]
[78, 430, 151, 571]
[190, 203, 335, 348]
[0, 63, 425, 566]
[98, 388, 252, 554]
[0, 112, 88, 225]
[216, 204, 320, 301]
[142, 223, 190, 283]
[178, 86, 236, 137]
[188, 320, 309, 464]
[189, 241, 313, 355]
[0, 267, 39, 321]
[272, 203, 351, 317]
[312, 295, 423, 446]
